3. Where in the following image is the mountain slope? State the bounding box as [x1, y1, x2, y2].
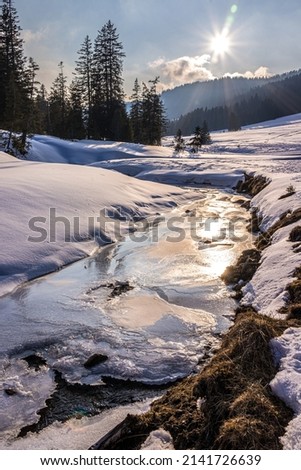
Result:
[162, 70, 301, 121]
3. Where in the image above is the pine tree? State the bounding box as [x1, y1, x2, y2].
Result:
[0, 0, 29, 152]
[49, 61, 68, 138]
[33, 84, 50, 134]
[129, 78, 142, 143]
[174, 128, 185, 153]
[66, 79, 85, 139]
[141, 77, 166, 145]
[75, 35, 93, 138]
[92, 20, 126, 139]
[189, 126, 202, 153]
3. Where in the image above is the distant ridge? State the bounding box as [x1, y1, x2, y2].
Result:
[165, 70, 301, 135]
[162, 70, 301, 120]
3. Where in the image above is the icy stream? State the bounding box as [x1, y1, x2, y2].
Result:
[0, 188, 253, 446]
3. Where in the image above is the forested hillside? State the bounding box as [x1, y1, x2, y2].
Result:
[167, 72, 301, 135]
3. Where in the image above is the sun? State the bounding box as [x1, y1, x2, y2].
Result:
[211, 32, 230, 57]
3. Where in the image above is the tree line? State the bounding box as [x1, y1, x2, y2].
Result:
[167, 72, 301, 136]
[0, 0, 166, 155]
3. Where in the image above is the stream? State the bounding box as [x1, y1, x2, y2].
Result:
[0, 188, 253, 446]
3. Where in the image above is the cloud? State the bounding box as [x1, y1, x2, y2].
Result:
[148, 55, 216, 89]
[224, 66, 271, 79]
[22, 27, 50, 44]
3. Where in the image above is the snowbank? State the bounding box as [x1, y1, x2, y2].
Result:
[0, 153, 187, 296]
[251, 173, 301, 231]
[29, 135, 174, 164]
[270, 328, 301, 449]
[242, 221, 301, 317]
[134, 168, 244, 188]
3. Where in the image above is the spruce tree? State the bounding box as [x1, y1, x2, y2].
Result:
[33, 84, 50, 134]
[49, 61, 68, 138]
[75, 35, 93, 138]
[189, 126, 202, 153]
[228, 110, 241, 131]
[92, 20, 126, 140]
[18, 57, 39, 148]
[174, 128, 185, 153]
[66, 80, 85, 140]
[129, 78, 142, 143]
[141, 77, 166, 145]
[0, 0, 29, 152]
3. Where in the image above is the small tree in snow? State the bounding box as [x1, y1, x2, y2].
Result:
[174, 128, 185, 153]
[189, 126, 203, 153]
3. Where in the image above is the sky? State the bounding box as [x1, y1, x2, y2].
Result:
[14, 0, 301, 96]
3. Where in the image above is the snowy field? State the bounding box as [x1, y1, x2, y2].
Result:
[1, 113, 301, 449]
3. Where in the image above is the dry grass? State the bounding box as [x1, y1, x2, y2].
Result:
[256, 208, 301, 250]
[289, 226, 301, 242]
[97, 312, 294, 450]
[221, 249, 261, 289]
[190, 311, 294, 449]
[236, 174, 270, 196]
[280, 267, 301, 320]
[215, 416, 280, 450]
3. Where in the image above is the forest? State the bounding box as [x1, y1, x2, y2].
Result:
[1, 0, 301, 156]
[0, 0, 166, 154]
[167, 72, 301, 135]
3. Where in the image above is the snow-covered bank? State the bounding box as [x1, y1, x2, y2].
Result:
[29, 136, 174, 164]
[270, 329, 301, 449]
[0, 153, 187, 297]
[241, 173, 301, 317]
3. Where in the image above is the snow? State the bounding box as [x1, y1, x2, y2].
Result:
[0, 155, 187, 297]
[140, 429, 174, 450]
[242, 220, 301, 317]
[29, 135, 174, 164]
[1, 111, 301, 449]
[250, 174, 301, 231]
[270, 329, 301, 449]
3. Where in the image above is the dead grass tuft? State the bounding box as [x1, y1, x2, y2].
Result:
[289, 226, 301, 242]
[221, 249, 261, 292]
[287, 303, 301, 320]
[256, 209, 301, 250]
[287, 280, 301, 303]
[215, 416, 281, 450]
[236, 174, 270, 196]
